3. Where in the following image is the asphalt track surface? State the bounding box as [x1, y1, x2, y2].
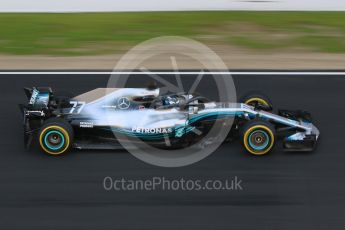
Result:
[0, 72, 344, 229]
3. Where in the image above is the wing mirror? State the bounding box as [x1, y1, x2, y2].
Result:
[193, 106, 199, 114]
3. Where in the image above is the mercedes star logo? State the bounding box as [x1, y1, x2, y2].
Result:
[118, 97, 130, 110]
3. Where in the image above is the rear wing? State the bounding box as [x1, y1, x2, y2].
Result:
[20, 87, 53, 149]
[23, 87, 53, 109]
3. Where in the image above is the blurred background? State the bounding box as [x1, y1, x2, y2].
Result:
[0, 0, 345, 69]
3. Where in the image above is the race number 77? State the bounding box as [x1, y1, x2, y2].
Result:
[69, 101, 86, 114]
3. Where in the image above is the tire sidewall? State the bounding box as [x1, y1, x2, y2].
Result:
[241, 119, 275, 155]
[240, 91, 273, 111]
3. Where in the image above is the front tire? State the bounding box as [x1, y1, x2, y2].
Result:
[241, 119, 275, 155]
[240, 92, 273, 111]
[38, 118, 73, 156]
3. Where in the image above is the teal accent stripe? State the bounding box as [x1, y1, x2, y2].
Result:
[103, 111, 243, 140]
[102, 127, 175, 140]
[189, 111, 242, 124]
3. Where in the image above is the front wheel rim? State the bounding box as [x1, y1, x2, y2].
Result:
[248, 130, 269, 151]
[244, 125, 274, 155]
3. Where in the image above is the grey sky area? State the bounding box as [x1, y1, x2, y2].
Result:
[0, 0, 345, 12]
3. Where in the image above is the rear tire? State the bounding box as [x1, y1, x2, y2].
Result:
[38, 118, 73, 156]
[241, 119, 275, 155]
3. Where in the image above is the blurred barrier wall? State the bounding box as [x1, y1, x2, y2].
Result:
[1, 0, 345, 12]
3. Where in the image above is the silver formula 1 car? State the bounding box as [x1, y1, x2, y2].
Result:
[19, 86, 320, 156]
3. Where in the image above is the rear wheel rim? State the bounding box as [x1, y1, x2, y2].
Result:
[39, 126, 70, 155]
[44, 130, 65, 150]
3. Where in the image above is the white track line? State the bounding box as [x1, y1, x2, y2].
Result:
[0, 71, 345, 75]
